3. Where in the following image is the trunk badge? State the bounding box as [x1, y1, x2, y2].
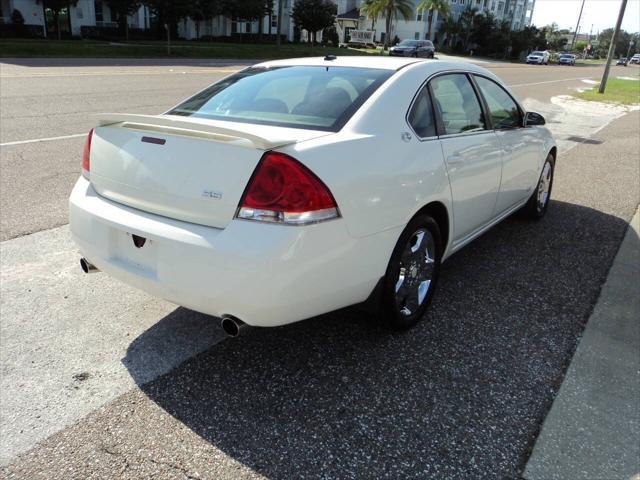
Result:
[141, 136, 166, 145]
[203, 190, 223, 200]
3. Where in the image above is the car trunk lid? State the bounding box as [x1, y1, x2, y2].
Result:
[89, 114, 331, 229]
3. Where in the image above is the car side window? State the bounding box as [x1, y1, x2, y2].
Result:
[408, 86, 436, 138]
[430, 74, 485, 135]
[474, 76, 522, 129]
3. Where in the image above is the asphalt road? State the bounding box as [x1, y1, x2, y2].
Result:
[1, 58, 637, 241]
[1, 57, 639, 478]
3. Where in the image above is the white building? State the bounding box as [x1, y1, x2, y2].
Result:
[1, 0, 151, 37]
[335, 0, 536, 45]
[1, 0, 534, 44]
[177, 0, 298, 41]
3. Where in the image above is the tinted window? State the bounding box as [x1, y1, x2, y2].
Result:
[399, 40, 420, 47]
[408, 86, 436, 138]
[430, 74, 485, 135]
[474, 76, 521, 129]
[169, 66, 392, 132]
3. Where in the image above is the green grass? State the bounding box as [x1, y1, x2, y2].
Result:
[0, 38, 373, 59]
[575, 77, 640, 105]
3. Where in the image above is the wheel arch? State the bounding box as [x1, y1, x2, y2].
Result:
[413, 201, 451, 257]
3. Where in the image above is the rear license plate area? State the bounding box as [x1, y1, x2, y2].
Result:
[110, 229, 158, 278]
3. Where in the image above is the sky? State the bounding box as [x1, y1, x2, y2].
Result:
[531, 0, 640, 34]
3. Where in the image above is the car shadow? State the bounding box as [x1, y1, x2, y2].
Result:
[123, 199, 632, 478]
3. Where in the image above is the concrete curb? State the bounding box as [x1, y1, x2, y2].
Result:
[524, 207, 640, 480]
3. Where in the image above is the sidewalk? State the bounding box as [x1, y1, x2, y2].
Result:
[525, 208, 640, 480]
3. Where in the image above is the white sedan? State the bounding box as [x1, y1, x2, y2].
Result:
[69, 56, 556, 335]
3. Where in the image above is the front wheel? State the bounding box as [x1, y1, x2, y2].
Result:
[521, 154, 555, 219]
[380, 215, 442, 330]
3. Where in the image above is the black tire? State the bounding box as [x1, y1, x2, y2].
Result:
[380, 214, 442, 330]
[429, 51, 435, 59]
[521, 154, 555, 219]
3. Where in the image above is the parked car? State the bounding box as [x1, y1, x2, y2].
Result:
[389, 40, 435, 58]
[526, 51, 550, 65]
[558, 53, 576, 65]
[629, 54, 640, 64]
[617, 57, 628, 66]
[70, 57, 556, 335]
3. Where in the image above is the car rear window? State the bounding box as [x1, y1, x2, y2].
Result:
[169, 66, 393, 132]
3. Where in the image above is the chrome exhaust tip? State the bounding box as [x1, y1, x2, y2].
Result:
[221, 316, 249, 338]
[80, 258, 99, 274]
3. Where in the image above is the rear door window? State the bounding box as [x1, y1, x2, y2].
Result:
[407, 86, 436, 138]
[430, 74, 486, 135]
[169, 66, 392, 132]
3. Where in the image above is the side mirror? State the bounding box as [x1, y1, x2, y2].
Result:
[524, 111, 546, 126]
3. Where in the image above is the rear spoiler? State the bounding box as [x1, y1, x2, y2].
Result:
[97, 113, 296, 150]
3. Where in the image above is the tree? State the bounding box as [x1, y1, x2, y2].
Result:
[458, 5, 478, 51]
[416, 0, 449, 41]
[223, 0, 272, 40]
[438, 13, 459, 48]
[545, 22, 568, 51]
[360, 0, 383, 31]
[11, 9, 25, 26]
[363, 0, 413, 49]
[291, 0, 336, 46]
[37, 0, 79, 40]
[104, 0, 141, 40]
[189, 0, 220, 39]
[145, 0, 191, 39]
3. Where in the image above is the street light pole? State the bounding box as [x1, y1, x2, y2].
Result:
[599, 0, 628, 94]
[571, 0, 586, 50]
[625, 40, 634, 60]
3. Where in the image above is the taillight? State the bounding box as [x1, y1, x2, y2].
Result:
[237, 152, 339, 225]
[82, 128, 94, 180]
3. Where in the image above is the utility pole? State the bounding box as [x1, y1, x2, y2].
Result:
[571, 0, 586, 49]
[599, 0, 628, 94]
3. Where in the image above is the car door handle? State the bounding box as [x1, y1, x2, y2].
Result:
[447, 154, 464, 165]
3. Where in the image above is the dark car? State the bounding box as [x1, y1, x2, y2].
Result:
[616, 57, 628, 66]
[389, 40, 435, 58]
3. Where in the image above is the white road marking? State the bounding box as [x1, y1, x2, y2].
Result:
[508, 77, 598, 88]
[0, 133, 86, 147]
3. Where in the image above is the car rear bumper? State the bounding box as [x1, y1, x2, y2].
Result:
[69, 177, 396, 327]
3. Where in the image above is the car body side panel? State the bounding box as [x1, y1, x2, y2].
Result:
[493, 128, 544, 214]
[440, 132, 503, 242]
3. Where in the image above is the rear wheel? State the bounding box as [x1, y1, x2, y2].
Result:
[381, 215, 442, 330]
[521, 154, 555, 219]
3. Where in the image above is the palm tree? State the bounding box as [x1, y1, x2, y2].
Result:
[360, 0, 382, 31]
[459, 5, 479, 51]
[416, 0, 449, 41]
[438, 13, 459, 48]
[362, 0, 414, 49]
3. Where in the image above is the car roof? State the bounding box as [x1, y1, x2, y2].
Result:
[255, 56, 425, 71]
[253, 56, 488, 74]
